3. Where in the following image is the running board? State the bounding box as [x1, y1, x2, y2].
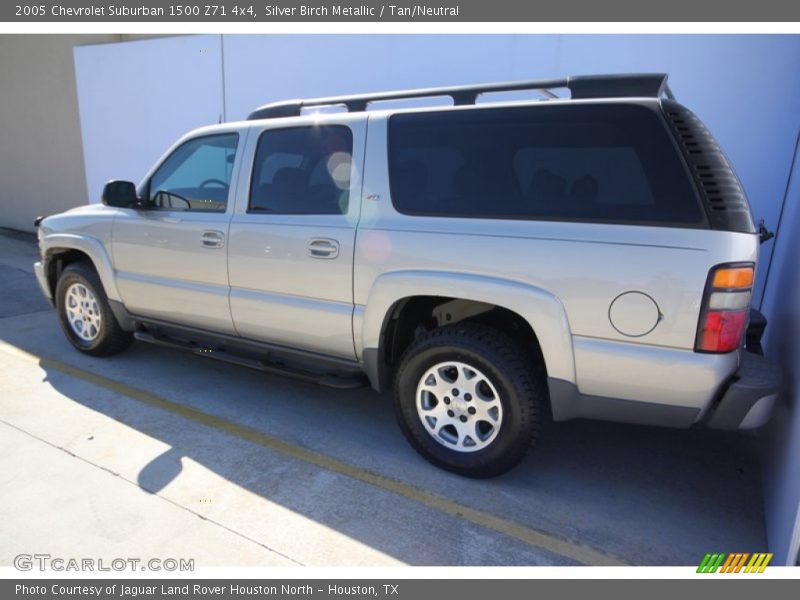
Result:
[133, 331, 366, 390]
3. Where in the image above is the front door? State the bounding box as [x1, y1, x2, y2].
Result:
[112, 131, 243, 334]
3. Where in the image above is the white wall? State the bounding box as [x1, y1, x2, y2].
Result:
[73, 34, 800, 563]
[74, 35, 225, 203]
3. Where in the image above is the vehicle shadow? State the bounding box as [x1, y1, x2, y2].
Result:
[0, 310, 767, 566]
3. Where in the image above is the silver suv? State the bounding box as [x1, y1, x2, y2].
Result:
[34, 74, 781, 477]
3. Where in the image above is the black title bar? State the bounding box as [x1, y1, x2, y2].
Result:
[4, 0, 800, 22]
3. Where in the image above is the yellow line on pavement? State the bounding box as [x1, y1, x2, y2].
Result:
[0, 340, 629, 566]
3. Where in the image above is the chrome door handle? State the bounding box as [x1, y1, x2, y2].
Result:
[201, 230, 225, 249]
[308, 238, 339, 259]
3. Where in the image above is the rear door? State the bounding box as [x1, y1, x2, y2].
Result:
[227, 115, 366, 359]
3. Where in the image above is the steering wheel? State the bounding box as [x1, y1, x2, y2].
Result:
[199, 178, 227, 189]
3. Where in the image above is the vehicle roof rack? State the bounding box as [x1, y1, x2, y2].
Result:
[247, 73, 673, 121]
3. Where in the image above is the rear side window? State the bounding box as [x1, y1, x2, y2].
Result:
[249, 125, 353, 215]
[388, 104, 706, 227]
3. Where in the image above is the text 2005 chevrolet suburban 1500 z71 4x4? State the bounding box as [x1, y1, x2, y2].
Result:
[34, 74, 781, 477]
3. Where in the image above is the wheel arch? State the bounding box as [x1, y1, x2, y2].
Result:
[42, 234, 121, 303]
[359, 270, 576, 392]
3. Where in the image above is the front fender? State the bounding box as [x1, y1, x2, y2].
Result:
[359, 270, 576, 389]
[41, 233, 122, 302]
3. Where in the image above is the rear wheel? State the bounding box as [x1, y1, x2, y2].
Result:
[55, 262, 133, 356]
[393, 323, 546, 478]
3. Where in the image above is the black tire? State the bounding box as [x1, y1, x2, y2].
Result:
[393, 323, 546, 478]
[55, 261, 133, 356]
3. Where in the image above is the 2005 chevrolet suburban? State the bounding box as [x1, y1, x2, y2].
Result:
[34, 74, 781, 477]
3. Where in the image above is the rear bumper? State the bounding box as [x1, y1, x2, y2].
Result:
[706, 351, 781, 430]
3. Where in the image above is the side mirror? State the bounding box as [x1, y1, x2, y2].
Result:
[101, 180, 141, 208]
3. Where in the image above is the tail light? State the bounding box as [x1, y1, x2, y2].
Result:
[695, 264, 754, 353]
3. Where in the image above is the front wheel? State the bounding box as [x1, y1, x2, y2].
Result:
[55, 261, 133, 356]
[393, 323, 546, 478]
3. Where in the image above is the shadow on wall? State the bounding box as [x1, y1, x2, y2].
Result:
[761, 133, 800, 566]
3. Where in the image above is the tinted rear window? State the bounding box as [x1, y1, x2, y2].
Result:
[388, 104, 706, 227]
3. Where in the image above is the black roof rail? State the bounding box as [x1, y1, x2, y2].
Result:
[247, 73, 673, 121]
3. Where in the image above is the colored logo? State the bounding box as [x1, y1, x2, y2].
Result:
[697, 552, 773, 573]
